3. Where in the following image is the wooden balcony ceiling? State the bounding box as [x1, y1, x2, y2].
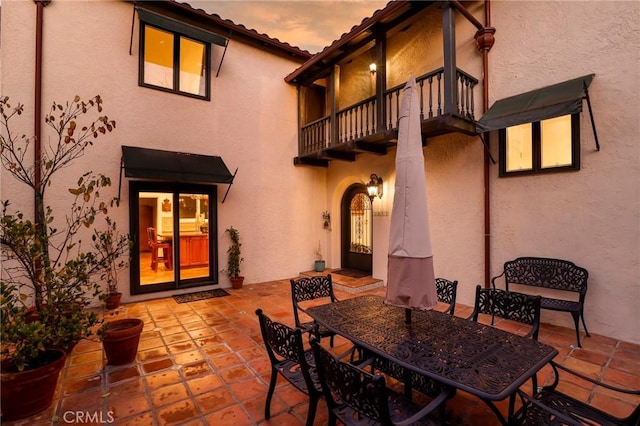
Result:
[286, 1, 436, 85]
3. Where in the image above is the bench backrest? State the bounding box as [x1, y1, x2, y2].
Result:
[503, 257, 588, 296]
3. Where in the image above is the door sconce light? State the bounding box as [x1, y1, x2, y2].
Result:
[369, 63, 377, 74]
[367, 174, 383, 201]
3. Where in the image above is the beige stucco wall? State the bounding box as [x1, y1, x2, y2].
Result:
[487, 1, 640, 343]
[0, 0, 326, 303]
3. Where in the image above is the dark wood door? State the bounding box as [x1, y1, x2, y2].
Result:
[341, 184, 373, 273]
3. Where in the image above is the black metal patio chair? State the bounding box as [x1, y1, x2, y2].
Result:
[255, 308, 322, 426]
[469, 285, 542, 340]
[511, 360, 640, 425]
[310, 336, 452, 426]
[435, 277, 458, 315]
[290, 274, 337, 347]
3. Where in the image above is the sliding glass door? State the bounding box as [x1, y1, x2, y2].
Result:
[130, 182, 218, 295]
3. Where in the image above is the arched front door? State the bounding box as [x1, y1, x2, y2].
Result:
[341, 184, 373, 273]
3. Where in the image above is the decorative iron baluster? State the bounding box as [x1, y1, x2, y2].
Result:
[419, 79, 425, 121]
[437, 73, 442, 116]
[387, 92, 393, 130]
[428, 76, 434, 118]
[365, 102, 370, 135]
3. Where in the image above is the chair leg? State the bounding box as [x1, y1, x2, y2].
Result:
[580, 312, 590, 337]
[265, 368, 278, 419]
[571, 312, 582, 348]
[305, 394, 319, 426]
[329, 334, 334, 348]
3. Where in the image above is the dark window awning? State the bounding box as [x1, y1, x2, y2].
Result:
[477, 74, 595, 133]
[137, 8, 228, 47]
[120, 146, 237, 202]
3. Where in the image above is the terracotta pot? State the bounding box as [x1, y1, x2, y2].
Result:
[105, 292, 123, 310]
[230, 276, 244, 289]
[102, 318, 144, 366]
[1, 349, 67, 420]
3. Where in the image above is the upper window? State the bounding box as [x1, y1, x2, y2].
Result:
[499, 114, 580, 176]
[140, 23, 210, 100]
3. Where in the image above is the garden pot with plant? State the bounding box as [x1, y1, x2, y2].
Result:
[314, 240, 325, 272]
[0, 95, 128, 419]
[224, 226, 244, 289]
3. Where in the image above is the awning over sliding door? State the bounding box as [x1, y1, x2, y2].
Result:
[477, 74, 595, 133]
[121, 146, 235, 184]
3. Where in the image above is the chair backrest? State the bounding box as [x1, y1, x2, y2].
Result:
[255, 308, 307, 364]
[310, 337, 392, 423]
[435, 278, 458, 315]
[471, 285, 542, 339]
[146, 227, 157, 246]
[290, 275, 337, 328]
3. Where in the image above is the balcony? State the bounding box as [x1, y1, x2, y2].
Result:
[294, 67, 479, 167]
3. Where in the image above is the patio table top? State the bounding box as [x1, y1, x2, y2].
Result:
[306, 294, 558, 402]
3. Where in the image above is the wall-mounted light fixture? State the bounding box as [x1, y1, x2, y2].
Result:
[366, 174, 383, 201]
[369, 63, 377, 74]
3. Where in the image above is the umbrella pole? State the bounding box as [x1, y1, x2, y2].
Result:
[405, 308, 412, 324]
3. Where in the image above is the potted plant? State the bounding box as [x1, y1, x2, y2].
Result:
[93, 217, 131, 310]
[99, 317, 144, 366]
[224, 226, 244, 289]
[0, 95, 126, 419]
[314, 240, 325, 272]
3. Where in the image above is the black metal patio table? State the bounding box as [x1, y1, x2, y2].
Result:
[306, 294, 559, 424]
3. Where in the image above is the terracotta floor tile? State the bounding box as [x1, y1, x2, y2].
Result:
[106, 365, 141, 384]
[174, 349, 205, 366]
[107, 377, 145, 399]
[69, 350, 103, 366]
[158, 325, 186, 336]
[142, 357, 174, 373]
[188, 327, 216, 339]
[155, 319, 181, 329]
[162, 332, 192, 345]
[59, 389, 104, 413]
[150, 382, 190, 408]
[195, 387, 236, 414]
[155, 400, 199, 426]
[137, 347, 169, 361]
[219, 365, 255, 384]
[137, 337, 164, 351]
[112, 412, 154, 425]
[194, 335, 224, 347]
[145, 369, 183, 390]
[187, 373, 224, 395]
[167, 340, 198, 354]
[181, 360, 212, 379]
[211, 353, 243, 369]
[229, 377, 268, 401]
[204, 404, 253, 425]
[63, 374, 103, 395]
[202, 343, 232, 358]
[65, 360, 103, 378]
[72, 339, 103, 354]
[108, 393, 151, 420]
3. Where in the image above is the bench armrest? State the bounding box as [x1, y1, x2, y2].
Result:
[513, 389, 584, 426]
[490, 271, 505, 289]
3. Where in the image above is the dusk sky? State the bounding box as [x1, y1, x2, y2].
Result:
[188, 0, 389, 53]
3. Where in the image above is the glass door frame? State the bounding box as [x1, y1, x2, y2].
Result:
[129, 180, 219, 295]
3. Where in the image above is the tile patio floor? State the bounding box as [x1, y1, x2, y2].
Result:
[5, 278, 639, 425]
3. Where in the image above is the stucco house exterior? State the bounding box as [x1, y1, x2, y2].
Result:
[1, 0, 638, 346]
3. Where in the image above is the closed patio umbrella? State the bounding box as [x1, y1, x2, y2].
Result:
[385, 76, 438, 321]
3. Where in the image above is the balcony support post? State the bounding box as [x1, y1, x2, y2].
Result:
[330, 64, 340, 146]
[374, 31, 387, 132]
[442, 3, 458, 115]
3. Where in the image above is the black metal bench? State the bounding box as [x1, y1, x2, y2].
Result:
[491, 257, 589, 347]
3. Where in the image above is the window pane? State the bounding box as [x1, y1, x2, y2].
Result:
[506, 123, 533, 172]
[541, 115, 572, 168]
[179, 37, 206, 96]
[144, 26, 174, 89]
